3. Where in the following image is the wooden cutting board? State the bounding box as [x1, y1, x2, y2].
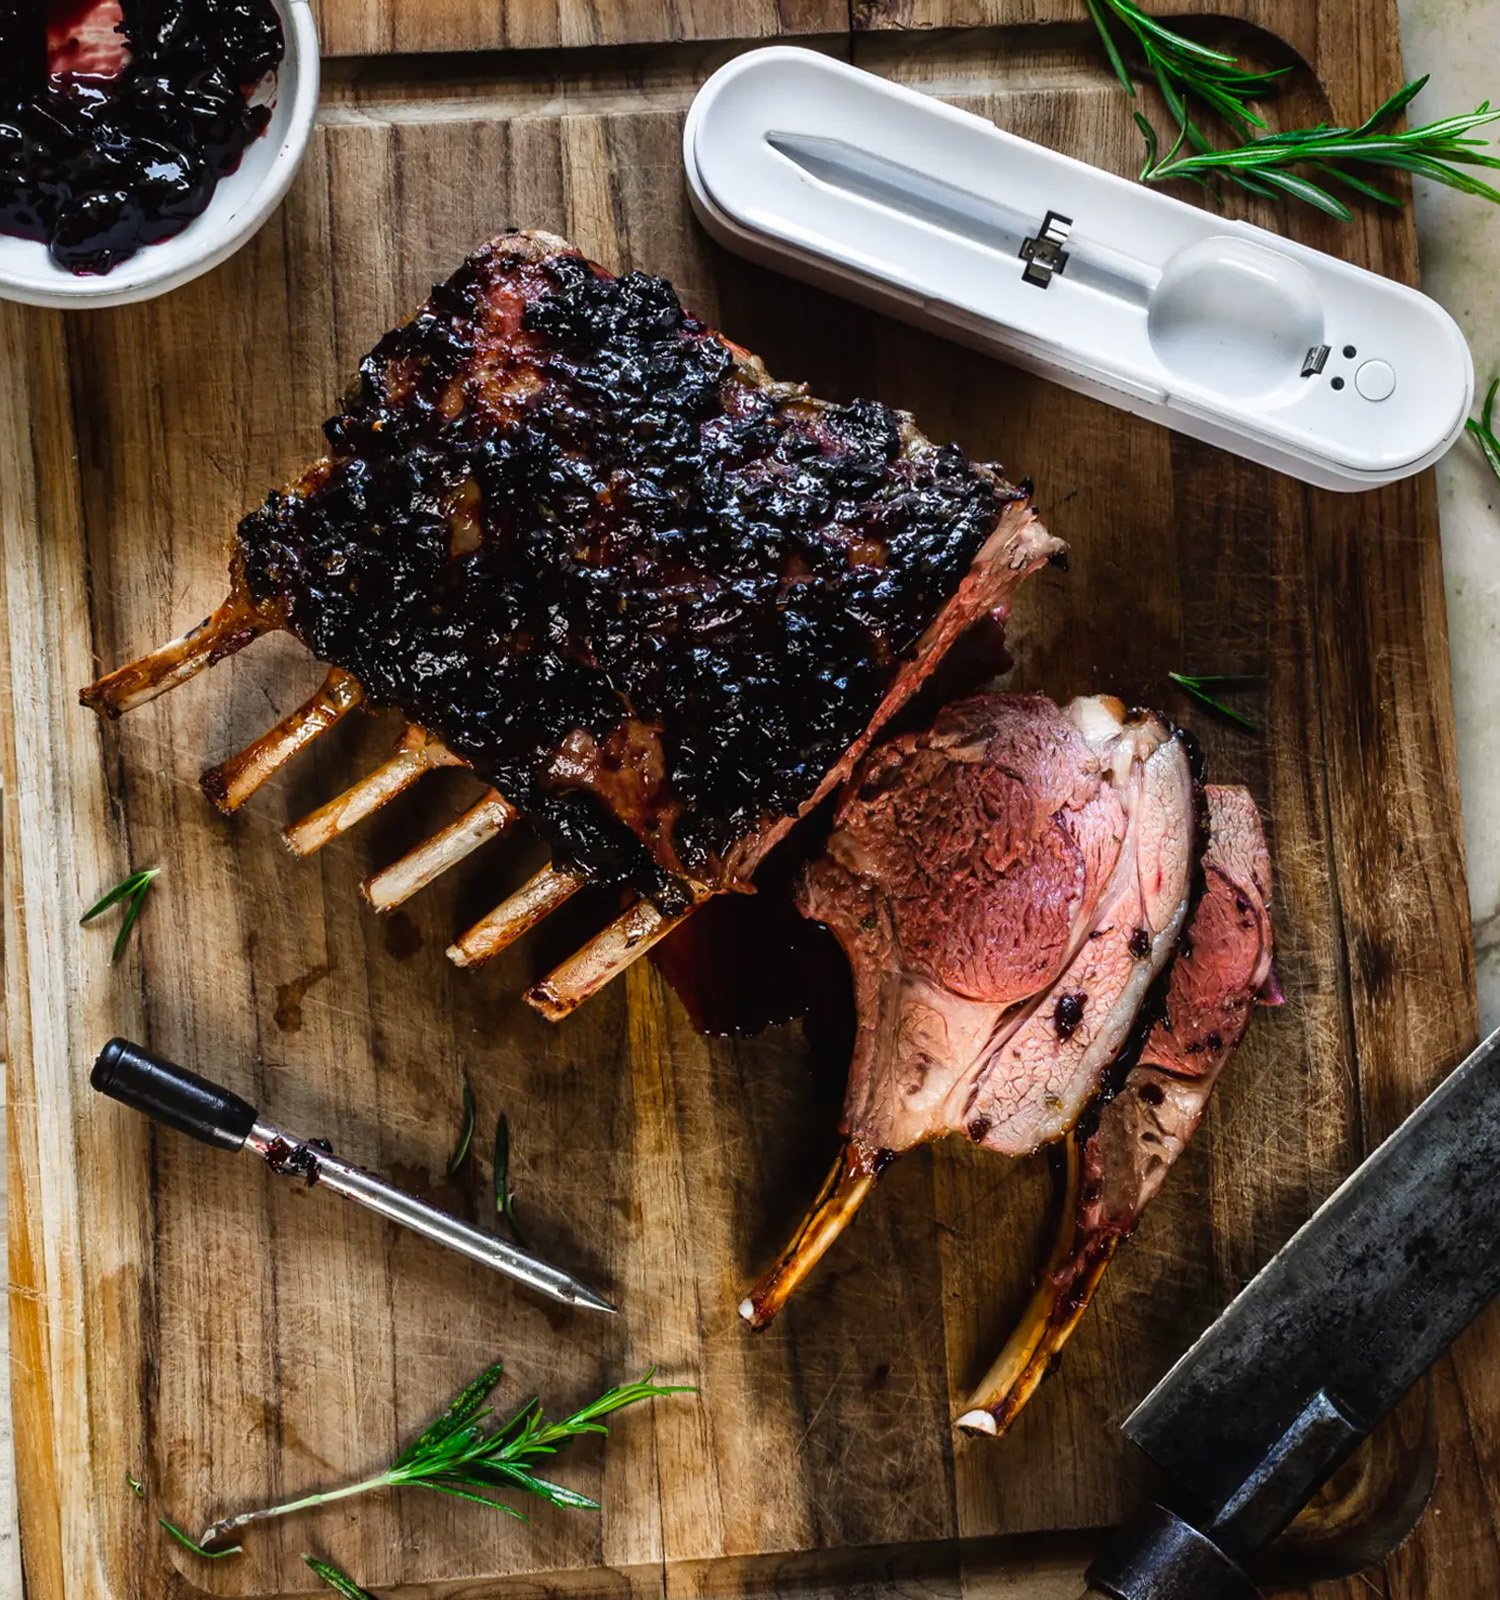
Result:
[6, 7, 1498, 1599]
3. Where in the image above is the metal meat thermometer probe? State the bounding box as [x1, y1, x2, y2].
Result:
[1078, 1026, 1500, 1598]
[91, 1038, 615, 1315]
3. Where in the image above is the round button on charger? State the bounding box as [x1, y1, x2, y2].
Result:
[1355, 359, 1397, 401]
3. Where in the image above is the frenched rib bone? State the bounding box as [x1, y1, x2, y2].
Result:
[80, 230, 1059, 1016]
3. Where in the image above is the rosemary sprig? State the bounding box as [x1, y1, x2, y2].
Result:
[81, 866, 160, 962]
[494, 1113, 528, 1246]
[1087, 0, 1500, 218]
[1136, 78, 1500, 221]
[1469, 375, 1500, 484]
[1168, 671, 1261, 733]
[197, 1360, 691, 1550]
[304, 1554, 378, 1600]
[447, 1076, 476, 1177]
[160, 1515, 242, 1560]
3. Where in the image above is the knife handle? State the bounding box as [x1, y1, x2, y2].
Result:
[91, 1038, 259, 1152]
[1085, 1503, 1260, 1599]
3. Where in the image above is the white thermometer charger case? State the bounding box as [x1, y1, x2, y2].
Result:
[683, 48, 1473, 492]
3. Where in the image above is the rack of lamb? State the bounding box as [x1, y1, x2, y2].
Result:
[81, 229, 1058, 1019]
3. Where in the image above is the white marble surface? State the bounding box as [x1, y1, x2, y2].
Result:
[1403, 0, 1500, 1029]
[2, 7, 1499, 1589]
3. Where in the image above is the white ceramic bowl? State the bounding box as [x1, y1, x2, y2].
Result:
[0, 0, 319, 310]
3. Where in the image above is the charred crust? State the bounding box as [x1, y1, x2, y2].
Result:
[234, 237, 1023, 905]
[199, 768, 232, 812]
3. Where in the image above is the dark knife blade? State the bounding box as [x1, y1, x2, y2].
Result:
[1084, 1027, 1500, 1598]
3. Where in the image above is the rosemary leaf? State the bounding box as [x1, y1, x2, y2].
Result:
[1469, 375, 1500, 485]
[490, 1472, 599, 1512]
[196, 1363, 691, 1549]
[421, 1481, 530, 1515]
[160, 1515, 241, 1560]
[1168, 671, 1260, 733]
[394, 1357, 507, 1469]
[304, 1554, 379, 1600]
[1249, 167, 1351, 219]
[447, 1076, 476, 1177]
[1318, 163, 1404, 207]
[126, 1472, 145, 1500]
[494, 1114, 528, 1246]
[80, 868, 153, 921]
[1086, 0, 1135, 97]
[81, 866, 160, 963]
[1177, 672, 1266, 688]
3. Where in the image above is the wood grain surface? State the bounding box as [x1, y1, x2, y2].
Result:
[314, 0, 841, 59]
[4, 9, 1496, 1600]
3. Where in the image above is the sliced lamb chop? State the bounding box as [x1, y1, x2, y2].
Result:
[80, 230, 1059, 1017]
[958, 784, 1277, 1436]
[741, 692, 1199, 1329]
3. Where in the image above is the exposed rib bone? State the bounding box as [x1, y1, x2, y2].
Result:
[525, 894, 700, 1021]
[739, 1141, 880, 1331]
[200, 668, 365, 814]
[362, 789, 518, 911]
[447, 865, 585, 969]
[955, 1137, 1111, 1437]
[283, 726, 464, 858]
[80, 591, 273, 718]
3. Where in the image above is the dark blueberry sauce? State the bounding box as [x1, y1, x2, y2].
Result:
[260, 1133, 326, 1186]
[238, 242, 1021, 910]
[0, 1, 284, 274]
[1053, 990, 1086, 1041]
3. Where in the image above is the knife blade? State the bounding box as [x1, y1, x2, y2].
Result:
[1084, 1025, 1500, 1599]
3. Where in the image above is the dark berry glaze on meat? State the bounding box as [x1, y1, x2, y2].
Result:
[0, 1, 283, 274]
[237, 237, 1025, 911]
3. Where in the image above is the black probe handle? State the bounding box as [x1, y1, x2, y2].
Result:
[91, 1038, 259, 1152]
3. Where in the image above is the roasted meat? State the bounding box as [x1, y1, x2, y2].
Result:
[743, 691, 1199, 1327]
[959, 784, 1277, 1434]
[81, 229, 1058, 1017]
[742, 694, 1273, 1436]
